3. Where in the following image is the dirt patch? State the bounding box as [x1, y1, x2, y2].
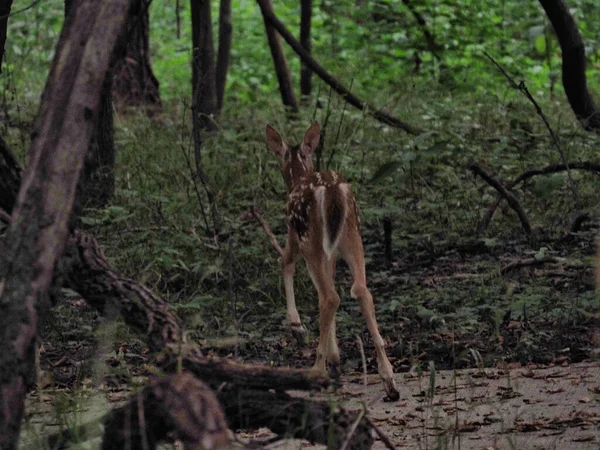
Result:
[263, 362, 600, 450]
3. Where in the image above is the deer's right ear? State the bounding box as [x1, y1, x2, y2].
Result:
[266, 124, 285, 158]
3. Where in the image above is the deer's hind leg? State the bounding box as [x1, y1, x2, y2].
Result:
[305, 254, 341, 379]
[339, 229, 400, 400]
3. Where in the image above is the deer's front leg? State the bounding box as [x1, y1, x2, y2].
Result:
[282, 234, 306, 343]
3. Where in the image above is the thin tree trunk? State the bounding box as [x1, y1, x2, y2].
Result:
[538, 0, 600, 133]
[191, 0, 217, 131]
[0, 0, 130, 446]
[216, 0, 232, 111]
[260, 0, 299, 112]
[256, 0, 420, 134]
[300, 0, 312, 96]
[113, 0, 162, 112]
[0, 0, 13, 73]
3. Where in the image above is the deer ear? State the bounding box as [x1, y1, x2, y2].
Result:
[301, 121, 320, 156]
[265, 124, 286, 158]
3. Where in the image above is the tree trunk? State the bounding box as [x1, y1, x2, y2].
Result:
[538, 0, 600, 133]
[216, 0, 232, 112]
[0, 0, 13, 73]
[77, 75, 116, 211]
[300, 0, 312, 96]
[191, 0, 217, 132]
[260, 0, 299, 112]
[66, 0, 117, 212]
[112, 0, 162, 112]
[0, 0, 130, 446]
[0, 135, 21, 214]
[256, 0, 420, 134]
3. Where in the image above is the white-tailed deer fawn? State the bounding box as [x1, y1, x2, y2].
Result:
[265, 122, 399, 400]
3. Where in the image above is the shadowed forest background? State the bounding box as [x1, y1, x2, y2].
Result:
[0, 0, 599, 448]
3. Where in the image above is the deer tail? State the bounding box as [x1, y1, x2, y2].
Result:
[315, 184, 348, 257]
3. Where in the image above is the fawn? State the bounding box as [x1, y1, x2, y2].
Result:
[265, 122, 399, 400]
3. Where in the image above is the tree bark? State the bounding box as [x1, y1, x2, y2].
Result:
[77, 75, 116, 211]
[191, 0, 218, 131]
[256, 0, 420, 134]
[0, 0, 13, 73]
[260, 0, 299, 112]
[113, 0, 162, 112]
[216, 0, 232, 112]
[102, 373, 233, 450]
[538, 0, 600, 133]
[0, 135, 21, 214]
[300, 0, 312, 96]
[66, 0, 117, 212]
[0, 0, 130, 446]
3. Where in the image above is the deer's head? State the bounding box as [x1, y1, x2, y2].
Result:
[265, 122, 321, 192]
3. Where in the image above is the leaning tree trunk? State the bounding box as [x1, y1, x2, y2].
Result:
[216, 0, 232, 112]
[0, 0, 13, 73]
[0, 0, 130, 446]
[66, 0, 116, 212]
[538, 0, 600, 133]
[112, 0, 162, 112]
[300, 0, 312, 96]
[260, 0, 299, 112]
[191, 0, 217, 132]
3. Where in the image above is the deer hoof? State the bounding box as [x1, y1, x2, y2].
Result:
[289, 323, 308, 345]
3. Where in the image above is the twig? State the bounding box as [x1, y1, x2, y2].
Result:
[500, 256, 563, 275]
[483, 51, 579, 207]
[365, 416, 399, 450]
[477, 161, 600, 234]
[251, 207, 284, 257]
[470, 163, 533, 235]
[401, 0, 443, 62]
[339, 407, 366, 450]
[356, 335, 368, 387]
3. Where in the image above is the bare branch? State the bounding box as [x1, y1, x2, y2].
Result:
[256, 0, 420, 134]
[470, 163, 533, 235]
[250, 207, 284, 257]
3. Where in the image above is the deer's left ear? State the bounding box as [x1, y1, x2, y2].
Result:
[300, 122, 320, 156]
[266, 124, 286, 158]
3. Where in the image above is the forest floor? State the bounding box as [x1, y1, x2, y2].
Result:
[261, 361, 600, 450]
[20, 221, 600, 449]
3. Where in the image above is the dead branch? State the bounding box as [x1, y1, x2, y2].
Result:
[65, 230, 328, 391]
[102, 373, 233, 450]
[364, 416, 398, 450]
[250, 207, 284, 257]
[500, 256, 573, 274]
[401, 0, 442, 62]
[483, 51, 579, 207]
[470, 163, 533, 235]
[219, 387, 374, 450]
[477, 161, 600, 234]
[256, 0, 420, 135]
